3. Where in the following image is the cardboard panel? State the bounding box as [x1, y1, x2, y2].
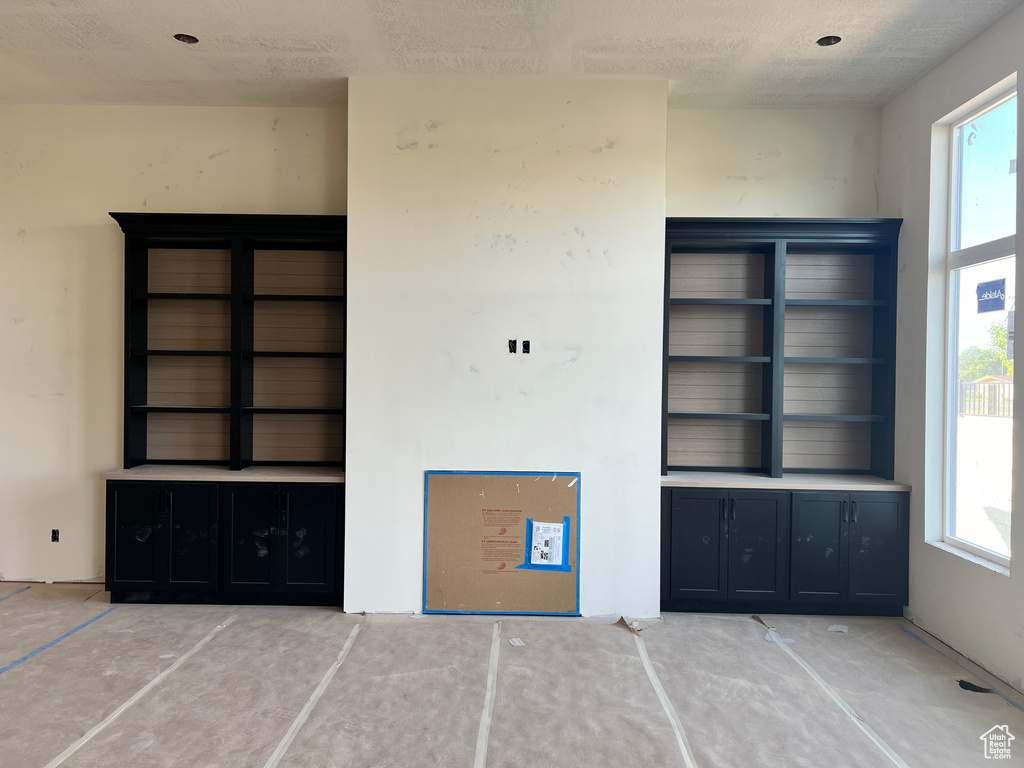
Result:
[424, 471, 580, 615]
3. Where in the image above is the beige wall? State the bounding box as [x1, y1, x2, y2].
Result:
[0, 97, 880, 600]
[345, 77, 667, 616]
[0, 104, 347, 582]
[880, 4, 1024, 690]
[667, 108, 881, 218]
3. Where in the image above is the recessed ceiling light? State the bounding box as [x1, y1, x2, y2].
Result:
[174, 33, 199, 45]
[816, 35, 842, 47]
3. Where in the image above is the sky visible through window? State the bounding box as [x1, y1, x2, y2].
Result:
[958, 95, 1017, 251]
[956, 96, 1017, 353]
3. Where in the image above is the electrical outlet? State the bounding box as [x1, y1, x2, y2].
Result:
[508, 339, 517, 353]
[522, 340, 530, 354]
[51, 529, 59, 543]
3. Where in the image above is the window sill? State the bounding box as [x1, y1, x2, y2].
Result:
[926, 540, 1010, 576]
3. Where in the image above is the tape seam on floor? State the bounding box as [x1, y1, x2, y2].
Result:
[765, 630, 910, 768]
[474, 620, 502, 768]
[634, 634, 699, 768]
[42, 612, 238, 768]
[0, 606, 116, 677]
[263, 622, 363, 768]
[0, 585, 31, 602]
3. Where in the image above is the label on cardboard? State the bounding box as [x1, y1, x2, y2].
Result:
[531, 522, 564, 566]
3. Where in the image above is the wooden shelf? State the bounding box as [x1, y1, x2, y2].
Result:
[249, 351, 345, 359]
[668, 355, 770, 363]
[134, 459, 229, 467]
[130, 406, 231, 413]
[253, 294, 345, 302]
[661, 470, 910, 491]
[784, 357, 884, 365]
[785, 299, 886, 307]
[106, 464, 345, 483]
[245, 407, 345, 415]
[669, 298, 771, 305]
[783, 414, 885, 422]
[668, 411, 769, 421]
[136, 350, 232, 357]
[144, 293, 231, 300]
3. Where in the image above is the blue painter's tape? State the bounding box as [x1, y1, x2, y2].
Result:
[0, 606, 117, 677]
[897, 623, 1024, 714]
[422, 473, 431, 615]
[425, 470, 579, 477]
[0, 586, 30, 602]
[575, 475, 581, 616]
[516, 516, 572, 572]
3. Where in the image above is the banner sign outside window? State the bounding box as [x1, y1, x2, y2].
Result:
[977, 279, 1006, 313]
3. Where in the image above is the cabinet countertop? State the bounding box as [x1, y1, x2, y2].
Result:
[106, 465, 345, 483]
[661, 471, 910, 492]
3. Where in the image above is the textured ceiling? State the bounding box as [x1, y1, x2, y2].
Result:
[1, 0, 1021, 108]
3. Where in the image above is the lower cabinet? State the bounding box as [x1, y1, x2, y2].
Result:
[223, 484, 338, 594]
[791, 492, 908, 606]
[661, 486, 908, 615]
[106, 482, 218, 592]
[106, 479, 344, 605]
[664, 489, 789, 603]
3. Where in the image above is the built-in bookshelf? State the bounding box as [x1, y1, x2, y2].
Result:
[662, 219, 901, 478]
[112, 213, 347, 470]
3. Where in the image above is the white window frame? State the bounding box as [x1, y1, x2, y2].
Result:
[944, 87, 1017, 566]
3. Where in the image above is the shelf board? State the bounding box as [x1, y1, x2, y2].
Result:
[130, 405, 231, 413]
[136, 459, 230, 467]
[136, 350, 231, 357]
[783, 414, 885, 422]
[669, 298, 771, 305]
[667, 465, 765, 474]
[669, 355, 770, 364]
[143, 293, 231, 301]
[248, 461, 345, 468]
[785, 299, 886, 307]
[781, 468, 877, 475]
[667, 411, 770, 421]
[251, 294, 345, 302]
[250, 351, 345, 359]
[245, 407, 345, 415]
[784, 357, 884, 365]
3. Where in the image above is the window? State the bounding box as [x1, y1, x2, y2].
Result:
[946, 90, 1017, 563]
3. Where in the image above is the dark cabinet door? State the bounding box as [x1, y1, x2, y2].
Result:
[165, 485, 218, 590]
[107, 482, 163, 589]
[790, 492, 848, 602]
[668, 490, 728, 600]
[281, 485, 336, 592]
[223, 483, 337, 593]
[660, 490, 671, 603]
[107, 481, 217, 591]
[728, 492, 789, 601]
[848, 494, 908, 604]
[223, 484, 278, 590]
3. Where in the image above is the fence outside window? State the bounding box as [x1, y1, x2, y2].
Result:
[959, 381, 1014, 417]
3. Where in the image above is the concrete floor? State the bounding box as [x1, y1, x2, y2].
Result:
[1, 584, 1022, 767]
